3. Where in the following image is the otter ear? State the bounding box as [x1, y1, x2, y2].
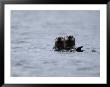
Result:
[55, 38, 57, 41]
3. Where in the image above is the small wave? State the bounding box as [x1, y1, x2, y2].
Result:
[12, 40, 30, 44]
[12, 46, 22, 49]
[77, 66, 94, 71]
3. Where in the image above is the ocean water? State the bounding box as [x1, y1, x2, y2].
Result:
[11, 10, 100, 77]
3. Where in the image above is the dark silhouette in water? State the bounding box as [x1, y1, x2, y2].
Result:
[54, 37, 64, 51]
[64, 35, 75, 51]
[53, 35, 76, 52]
[53, 35, 85, 52]
[76, 46, 84, 52]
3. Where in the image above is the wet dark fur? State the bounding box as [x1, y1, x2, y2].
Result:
[53, 36, 75, 51]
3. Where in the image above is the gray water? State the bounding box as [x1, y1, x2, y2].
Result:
[11, 10, 100, 77]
